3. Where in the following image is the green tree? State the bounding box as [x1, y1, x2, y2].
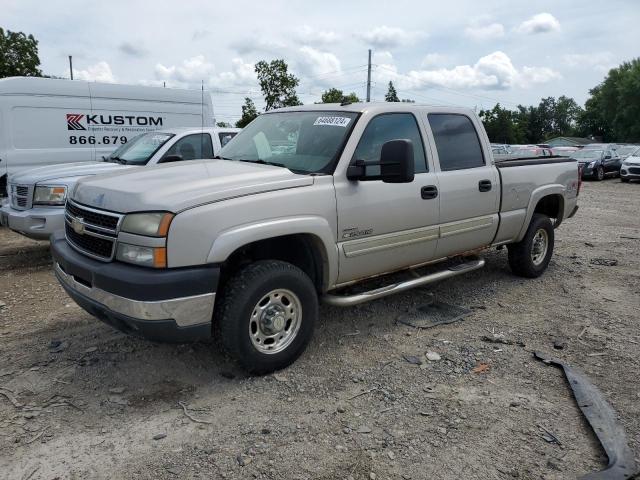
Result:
[320, 87, 360, 103]
[254, 59, 301, 111]
[235, 97, 259, 128]
[0, 28, 42, 78]
[216, 121, 232, 128]
[385, 81, 399, 102]
[479, 104, 518, 144]
[578, 59, 640, 142]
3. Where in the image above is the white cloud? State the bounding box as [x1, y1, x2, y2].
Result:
[563, 52, 615, 72]
[293, 25, 340, 45]
[118, 42, 148, 57]
[516, 13, 561, 34]
[154, 56, 256, 89]
[357, 25, 426, 49]
[73, 61, 116, 83]
[375, 51, 560, 91]
[229, 36, 287, 55]
[465, 22, 505, 41]
[421, 53, 447, 67]
[297, 47, 341, 85]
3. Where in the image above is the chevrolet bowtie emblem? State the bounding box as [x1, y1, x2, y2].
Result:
[72, 217, 85, 235]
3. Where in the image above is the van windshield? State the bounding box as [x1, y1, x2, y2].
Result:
[107, 132, 174, 165]
[218, 111, 359, 174]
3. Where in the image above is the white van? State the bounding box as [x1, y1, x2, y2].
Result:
[0, 77, 214, 195]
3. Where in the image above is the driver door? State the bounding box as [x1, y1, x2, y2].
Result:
[334, 113, 440, 284]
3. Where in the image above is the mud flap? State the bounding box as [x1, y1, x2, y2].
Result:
[534, 351, 637, 480]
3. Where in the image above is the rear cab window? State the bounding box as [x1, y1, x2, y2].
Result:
[427, 113, 485, 171]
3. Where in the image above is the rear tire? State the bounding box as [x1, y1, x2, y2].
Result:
[508, 214, 554, 278]
[216, 260, 318, 374]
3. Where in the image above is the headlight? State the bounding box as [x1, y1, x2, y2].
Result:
[588, 161, 596, 168]
[116, 243, 166, 268]
[121, 212, 174, 237]
[33, 185, 67, 206]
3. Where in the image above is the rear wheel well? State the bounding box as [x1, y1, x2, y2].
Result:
[534, 194, 564, 226]
[219, 234, 327, 293]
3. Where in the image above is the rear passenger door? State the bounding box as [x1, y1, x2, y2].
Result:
[425, 113, 500, 258]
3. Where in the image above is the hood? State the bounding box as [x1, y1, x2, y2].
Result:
[624, 155, 640, 165]
[72, 160, 315, 213]
[9, 162, 130, 185]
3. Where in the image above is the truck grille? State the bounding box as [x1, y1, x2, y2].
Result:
[64, 200, 122, 261]
[9, 184, 33, 210]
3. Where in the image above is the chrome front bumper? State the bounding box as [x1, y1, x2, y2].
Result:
[55, 262, 215, 328]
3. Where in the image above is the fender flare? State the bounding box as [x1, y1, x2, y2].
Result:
[516, 184, 565, 242]
[207, 215, 339, 289]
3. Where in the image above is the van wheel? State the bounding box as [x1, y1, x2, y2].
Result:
[216, 260, 317, 374]
[507, 214, 554, 278]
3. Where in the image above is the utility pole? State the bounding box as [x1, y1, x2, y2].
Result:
[366, 49, 372, 102]
[69, 56, 73, 80]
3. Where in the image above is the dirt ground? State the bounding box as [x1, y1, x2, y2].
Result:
[1, 179, 639, 480]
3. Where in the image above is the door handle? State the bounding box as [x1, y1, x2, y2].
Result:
[479, 180, 492, 192]
[421, 185, 438, 200]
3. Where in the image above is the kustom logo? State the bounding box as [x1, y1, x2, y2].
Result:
[66, 113, 163, 130]
[66, 114, 86, 131]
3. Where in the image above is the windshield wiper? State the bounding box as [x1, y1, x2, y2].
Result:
[238, 159, 288, 169]
[213, 155, 232, 160]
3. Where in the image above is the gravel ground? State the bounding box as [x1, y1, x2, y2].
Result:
[1, 179, 639, 480]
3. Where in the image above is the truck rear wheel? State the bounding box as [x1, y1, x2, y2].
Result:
[216, 260, 317, 374]
[507, 213, 554, 278]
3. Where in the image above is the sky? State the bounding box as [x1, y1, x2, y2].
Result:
[2, 0, 639, 125]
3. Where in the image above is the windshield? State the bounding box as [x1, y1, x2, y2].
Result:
[107, 132, 174, 165]
[218, 111, 359, 174]
[573, 150, 603, 159]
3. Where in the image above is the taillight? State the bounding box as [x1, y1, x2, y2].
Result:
[577, 165, 583, 196]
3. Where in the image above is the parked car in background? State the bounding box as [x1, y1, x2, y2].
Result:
[50, 103, 580, 373]
[511, 145, 554, 158]
[572, 148, 621, 180]
[0, 77, 216, 197]
[0, 127, 240, 239]
[620, 150, 640, 183]
[615, 145, 640, 161]
[551, 147, 579, 157]
[583, 143, 620, 151]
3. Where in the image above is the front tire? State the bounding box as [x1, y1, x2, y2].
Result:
[596, 166, 605, 181]
[507, 214, 554, 278]
[216, 260, 318, 374]
[621, 177, 629, 183]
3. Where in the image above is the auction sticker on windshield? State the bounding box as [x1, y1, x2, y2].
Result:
[314, 116, 351, 127]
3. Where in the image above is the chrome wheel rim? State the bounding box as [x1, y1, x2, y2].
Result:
[249, 289, 302, 354]
[531, 229, 549, 266]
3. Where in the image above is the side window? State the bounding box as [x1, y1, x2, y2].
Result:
[352, 113, 427, 174]
[428, 114, 485, 171]
[219, 132, 237, 147]
[162, 134, 214, 161]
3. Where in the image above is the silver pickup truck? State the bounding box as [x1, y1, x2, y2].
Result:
[1, 127, 239, 239]
[50, 103, 580, 373]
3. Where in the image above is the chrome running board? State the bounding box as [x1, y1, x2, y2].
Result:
[322, 258, 485, 307]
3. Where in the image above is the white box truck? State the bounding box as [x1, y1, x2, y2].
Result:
[0, 77, 215, 196]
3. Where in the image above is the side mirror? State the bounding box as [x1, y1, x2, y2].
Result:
[158, 154, 183, 164]
[380, 139, 415, 183]
[346, 139, 415, 183]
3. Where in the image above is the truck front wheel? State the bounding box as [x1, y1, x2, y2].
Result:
[507, 213, 554, 278]
[216, 260, 318, 374]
